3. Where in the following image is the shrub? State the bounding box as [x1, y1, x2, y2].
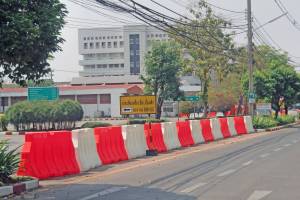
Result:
[276, 115, 295, 125]
[127, 118, 166, 125]
[0, 140, 20, 184]
[0, 114, 8, 131]
[6, 100, 84, 131]
[253, 116, 278, 129]
[81, 122, 112, 128]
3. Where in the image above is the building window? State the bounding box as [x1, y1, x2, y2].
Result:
[159, 34, 162, 37]
[114, 36, 117, 39]
[113, 41, 118, 48]
[77, 95, 97, 104]
[91, 37, 94, 40]
[107, 36, 110, 39]
[151, 34, 154, 38]
[99, 36, 102, 40]
[84, 37, 86, 40]
[109, 64, 114, 68]
[101, 42, 106, 48]
[103, 64, 107, 68]
[129, 34, 141, 74]
[95, 37, 98, 40]
[120, 64, 124, 68]
[114, 64, 119, 68]
[120, 41, 124, 48]
[155, 34, 158, 37]
[108, 42, 112, 48]
[90, 42, 94, 49]
[84, 43, 88, 49]
[119, 36, 122, 39]
[100, 94, 111, 104]
[87, 37, 90, 40]
[96, 42, 100, 49]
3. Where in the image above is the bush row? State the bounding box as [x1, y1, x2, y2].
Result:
[253, 115, 296, 129]
[5, 100, 83, 131]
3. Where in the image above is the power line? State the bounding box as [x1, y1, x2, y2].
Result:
[204, 1, 246, 14]
[274, 0, 300, 31]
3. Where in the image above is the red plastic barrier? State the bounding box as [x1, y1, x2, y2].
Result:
[234, 116, 247, 135]
[207, 112, 217, 118]
[144, 123, 167, 153]
[176, 121, 195, 147]
[17, 131, 80, 179]
[94, 126, 128, 164]
[179, 113, 190, 118]
[218, 118, 231, 138]
[200, 119, 214, 142]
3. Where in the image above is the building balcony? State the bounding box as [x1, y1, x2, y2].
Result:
[79, 59, 125, 66]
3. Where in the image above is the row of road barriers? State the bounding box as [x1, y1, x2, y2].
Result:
[17, 116, 254, 179]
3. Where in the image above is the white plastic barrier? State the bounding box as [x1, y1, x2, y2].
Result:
[122, 125, 148, 159]
[210, 118, 224, 140]
[189, 120, 205, 144]
[244, 116, 255, 133]
[161, 122, 181, 150]
[227, 117, 237, 136]
[72, 128, 101, 171]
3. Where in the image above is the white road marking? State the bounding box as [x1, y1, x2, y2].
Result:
[180, 182, 207, 193]
[260, 153, 270, 158]
[80, 187, 128, 200]
[247, 190, 272, 200]
[242, 160, 254, 166]
[217, 169, 237, 177]
[284, 143, 291, 147]
[293, 140, 299, 143]
[273, 148, 282, 152]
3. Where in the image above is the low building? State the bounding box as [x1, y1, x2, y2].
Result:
[0, 84, 143, 117]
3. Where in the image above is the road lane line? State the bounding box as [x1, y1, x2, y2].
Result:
[273, 148, 282, 152]
[242, 160, 253, 166]
[80, 186, 128, 200]
[217, 169, 237, 177]
[180, 182, 207, 193]
[283, 143, 291, 147]
[247, 190, 272, 200]
[260, 153, 270, 158]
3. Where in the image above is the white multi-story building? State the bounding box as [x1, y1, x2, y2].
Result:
[72, 24, 168, 84]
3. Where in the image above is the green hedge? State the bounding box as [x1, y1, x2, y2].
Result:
[253, 115, 296, 129]
[127, 118, 166, 125]
[81, 122, 112, 128]
[5, 100, 83, 131]
[253, 116, 278, 129]
[276, 115, 295, 125]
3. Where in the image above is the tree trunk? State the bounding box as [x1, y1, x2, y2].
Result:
[202, 80, 209, 118]
[156, 98, 163, 119]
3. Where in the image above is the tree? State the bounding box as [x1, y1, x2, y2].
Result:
[0, 0, 67, 86]
[142, 41, 184, 119]
[208, 73, 242, 114]
[243, 46, 300, 118]
[171, 1, 237, 117]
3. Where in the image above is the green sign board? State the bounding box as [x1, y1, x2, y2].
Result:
[178, 96, 200, 101]
[28, 87, 59, 101]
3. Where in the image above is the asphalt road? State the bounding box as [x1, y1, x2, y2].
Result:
[16, 125, 300, 200]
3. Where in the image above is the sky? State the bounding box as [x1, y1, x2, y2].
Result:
[49, 0, 300, 82]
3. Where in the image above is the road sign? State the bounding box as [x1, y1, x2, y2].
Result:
[28, 87, 59, 101]
[120, 95, 157, 115]
[185, 96, 200, 102]
[248, 92, 256, 104]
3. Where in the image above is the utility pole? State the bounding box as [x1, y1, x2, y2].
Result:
[247, 0, 254, 116]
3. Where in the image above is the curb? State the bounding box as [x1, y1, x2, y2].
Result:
[256, 121, 300, 132]
[0, 180, 39, 198]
